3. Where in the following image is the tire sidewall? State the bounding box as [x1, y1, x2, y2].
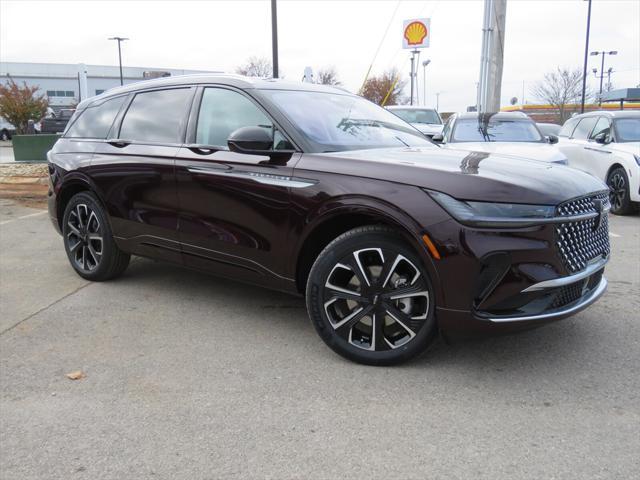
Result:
[306, 228, 437, 366]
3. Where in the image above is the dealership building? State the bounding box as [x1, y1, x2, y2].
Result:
[0, 62, 222, 111]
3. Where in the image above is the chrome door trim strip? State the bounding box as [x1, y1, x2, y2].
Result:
[186, 167, 317, 188]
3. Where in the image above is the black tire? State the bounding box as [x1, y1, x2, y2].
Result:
[607, 166, 633, 215]
[306, 226, 437, 366]
[1, 129, 9, 141]
[62, 191, 130, 281]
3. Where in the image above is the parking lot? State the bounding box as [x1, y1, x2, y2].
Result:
[0, 198, 638, 479]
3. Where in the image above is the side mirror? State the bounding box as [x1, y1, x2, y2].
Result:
[431, 133, 444, 143]
[593, 132, 609, 144]
[547, 134, 559, 144]
[228, 126, 273, 154]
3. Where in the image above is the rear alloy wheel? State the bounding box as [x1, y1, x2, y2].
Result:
[62, 192, 130, 281]
[306, 226, 436, 365]
[607, 167, 633, 215]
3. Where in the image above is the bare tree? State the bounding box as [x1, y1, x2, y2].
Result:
[360, 68, 407, 106]
[315, 66, 341, 85]
[236, 56, 272, 78]
[531, 67, 588, 122]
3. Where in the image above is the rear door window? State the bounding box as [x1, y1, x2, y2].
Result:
[65, 96, 126, 139]
[196, 87, 273, 148]
[570, 117, 598, 140]
[119, 88, 192, 144]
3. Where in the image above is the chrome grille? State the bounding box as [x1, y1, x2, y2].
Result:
[555, 191, 610, 273]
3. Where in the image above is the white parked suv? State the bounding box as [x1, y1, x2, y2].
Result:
[557, 111, 640, 215]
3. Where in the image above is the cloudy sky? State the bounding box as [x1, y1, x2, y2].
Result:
[1, 0, 638, 112]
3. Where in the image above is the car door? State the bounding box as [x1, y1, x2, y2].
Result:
[174, 86, 301, 288]
[90, 87, 195, 264]
[583, 116, 615, 182]
[561, 116, 599, 173]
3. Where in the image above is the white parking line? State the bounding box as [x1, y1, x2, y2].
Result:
[0, 210, 47, 226]
[609, 232, 621, 238]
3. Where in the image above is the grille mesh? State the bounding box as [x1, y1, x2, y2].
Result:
[555, 191, 610, 273]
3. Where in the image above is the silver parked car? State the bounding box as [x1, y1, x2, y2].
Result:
[433, 112, 569, 165]
[385, 106, 444, 138]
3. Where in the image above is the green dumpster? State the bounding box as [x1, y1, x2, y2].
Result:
[11, 134, 60, 163]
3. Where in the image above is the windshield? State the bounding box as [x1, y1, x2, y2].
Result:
[451, 118, 544, 142]
[614, 118, 640, 142]
[260, 90, 433, 152]
[389, 108, 442, 125]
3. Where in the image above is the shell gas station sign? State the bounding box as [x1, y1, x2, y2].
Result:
[402, 18, 430, 49]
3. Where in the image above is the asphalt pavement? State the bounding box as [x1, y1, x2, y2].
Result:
[1, 198, 639, 480]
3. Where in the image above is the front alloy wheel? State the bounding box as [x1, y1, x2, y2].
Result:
[607, 167, 633, 215]
[306, 226, 436, 365]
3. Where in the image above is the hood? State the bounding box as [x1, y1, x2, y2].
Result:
[443, 142, 568, 164]
[411, 123, 443, 136]
[298, 146, 607, 205]
[607, 142, 640, 156]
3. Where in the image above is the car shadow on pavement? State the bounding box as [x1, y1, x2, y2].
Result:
[117, 257, 597, 377]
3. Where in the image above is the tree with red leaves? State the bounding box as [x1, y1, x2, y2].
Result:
[0, 78, 49, 134]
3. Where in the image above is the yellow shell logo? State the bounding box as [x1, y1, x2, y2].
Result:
[404, 21, 427, 45]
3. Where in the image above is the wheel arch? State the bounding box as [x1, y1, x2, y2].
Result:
[56, 176, 107, 230]
[293, 203, 441, 303]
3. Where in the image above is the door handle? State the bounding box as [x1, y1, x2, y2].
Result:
[106, 138, 132, 148]
[185, 144, 218, 155]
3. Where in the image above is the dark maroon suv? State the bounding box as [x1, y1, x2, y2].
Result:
[47, 75, 610, 365]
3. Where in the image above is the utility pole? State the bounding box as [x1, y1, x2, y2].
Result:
[435, 92, 440, 111]
[108, 37, 128, 86]
[477, 0, 507, 113]
[271, 0, 279, 78]
[591, 50, 618, 105]
[580, 0, 592, 113]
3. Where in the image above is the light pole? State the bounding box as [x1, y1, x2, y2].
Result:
[108, 37, 128, 86]
[271, 0, 279, 78]
[435, 92, 440, 111]
[590, 50, 618, 104]
[422, 59, 431, 106]
[580, 0, 592, 113]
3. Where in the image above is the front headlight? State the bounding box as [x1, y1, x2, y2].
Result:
[634, 154, 640, 167]
[425, 189, 555, 227]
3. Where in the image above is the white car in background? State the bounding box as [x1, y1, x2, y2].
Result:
[385, 106, 444, 138]
[556, 111, 640, 215]
[433, 112, 569, 165]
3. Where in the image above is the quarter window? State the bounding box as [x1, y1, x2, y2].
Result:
[120, 88, 192, 144]
[571, 117, 598, 140]
[65, 96, 126, 139]
[196, 88, 273, 148]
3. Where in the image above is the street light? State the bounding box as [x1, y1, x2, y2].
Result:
[108, 37, 129, 86]
[422, 59, 431, 106]
[590, 50, 618, 104]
